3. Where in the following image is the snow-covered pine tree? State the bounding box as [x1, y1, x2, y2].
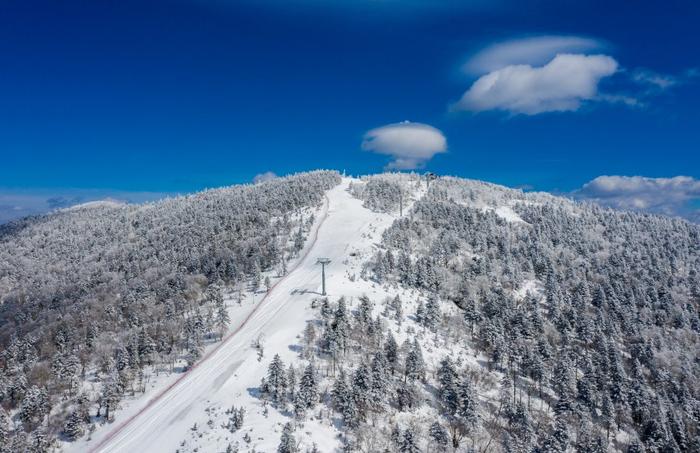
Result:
[0, 408, 10, 452]
[277, 422, 298, 453]
[350, 362, 372, 421]
[294, 363, 318, 416]
[264, 354, 288, 403]
[63, 410, 84, 440]
[399, 427, 420, 453]
[429, 421, 449, 450]
[403, 339, 425, 382]
[384, 332, 398, 375]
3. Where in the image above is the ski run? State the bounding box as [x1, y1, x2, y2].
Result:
[69, 177, 417, 453]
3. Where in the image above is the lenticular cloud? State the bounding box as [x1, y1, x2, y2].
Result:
[454, 53, 618, 115]
[362, 121, 447, 170]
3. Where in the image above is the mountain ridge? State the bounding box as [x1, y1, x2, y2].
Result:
[0, 171, 697, 452]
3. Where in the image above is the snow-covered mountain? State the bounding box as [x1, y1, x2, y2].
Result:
[0, 172, 697, 453]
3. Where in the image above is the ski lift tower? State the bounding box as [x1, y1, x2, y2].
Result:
[316, 258, 331, 296]
[425, 172, 437, 189]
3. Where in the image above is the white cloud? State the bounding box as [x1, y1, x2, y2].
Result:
[0, 190, 170, 225]
[632, 69, 677, 90]
[362, 121, 447, 170]
[463, 35, 602, 75]
[253, 171, 278, 184]
[573, 175, 700, 222]
[454, 53, 618, 115]
[453, 35, 695, 116]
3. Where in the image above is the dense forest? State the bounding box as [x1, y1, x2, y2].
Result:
[0, 170, 340, 451]
[258, 174, 699, 452]
[1, 171, 698, 452]
[349, 173, 422, 214]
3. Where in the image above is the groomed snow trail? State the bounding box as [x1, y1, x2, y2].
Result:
[77, 178, 401, 453]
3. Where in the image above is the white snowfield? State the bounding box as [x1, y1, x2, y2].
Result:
[73, 178, 400, 453]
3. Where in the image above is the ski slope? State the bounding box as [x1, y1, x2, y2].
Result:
[73, 178, 404, 453]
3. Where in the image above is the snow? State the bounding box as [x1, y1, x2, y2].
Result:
[69, 178, 409, 453]
[61, 199, 126, 211]
[514, 279, 542, 301]
[454, 198, 528, 224]
[494, 205, 526, 223]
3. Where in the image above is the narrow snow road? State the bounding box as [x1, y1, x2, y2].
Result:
[80, 178, 397, 453]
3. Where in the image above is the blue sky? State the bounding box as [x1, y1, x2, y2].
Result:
[1, 0, 699, 222]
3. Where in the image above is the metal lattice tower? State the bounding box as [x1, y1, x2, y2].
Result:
[425, 172, 437, 189]
[316, 258, 331, 296]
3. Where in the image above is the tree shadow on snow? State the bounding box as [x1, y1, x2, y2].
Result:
[246, 387, 262, 399]
[290, 288, 325, 296]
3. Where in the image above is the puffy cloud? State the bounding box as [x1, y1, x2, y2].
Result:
[253, 171, 278, 184]
[573, 175, 700, 222]
[463, 35, 602, 75]
[453, 35, 695, 116]
[362, 121, 447, 170]
[454, 54, 618, 115]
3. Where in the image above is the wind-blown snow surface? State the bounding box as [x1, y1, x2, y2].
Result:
[69, 178, 404, 453]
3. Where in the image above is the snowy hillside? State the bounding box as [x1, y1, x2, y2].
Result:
[63, 177, 407, 453]
[363, 176, 699, 452]
[0, 172, 698, 453]
[0, 171, 340, 451]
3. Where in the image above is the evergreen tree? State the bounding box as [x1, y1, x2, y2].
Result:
[351, 362, 372, 420]
[296, 363, 318, 412]
[396, 382, 419, 411]
[458, 377, 478, 429]
[0, 408, 10, 453]
[277, 422, 297, 453]
[539, 416, 569, 452]
[384, 332, 398, 375]
[429, 421, 449, 450]
[264, 354, 288, 403]
[18, 386, 49, 429]
[390, 295, 404, 323]
[210, 285, 230, 338]
[251, 264, 262, 292]
[63, 410, 84, 440]
[320, 298, 332, 320]
[287, 365, 297, 401]
[332, 298, 350, 353]
[226, 406, 245, 433]
[437, 357, 460, 415]
[463, 298, 480, 337]
[369, 352, 389, 412]
[404, 339, 425, 382]
[415, 301, 426, 325]
[332, 370, 359, 427]
[601, 392, 614, 440]
[303, 323, 316, 359]
[28, 428, 50, 453]
[399, 427, 420, 453]
[356, 295, 373, 326]
[422, 295, 441, 332]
